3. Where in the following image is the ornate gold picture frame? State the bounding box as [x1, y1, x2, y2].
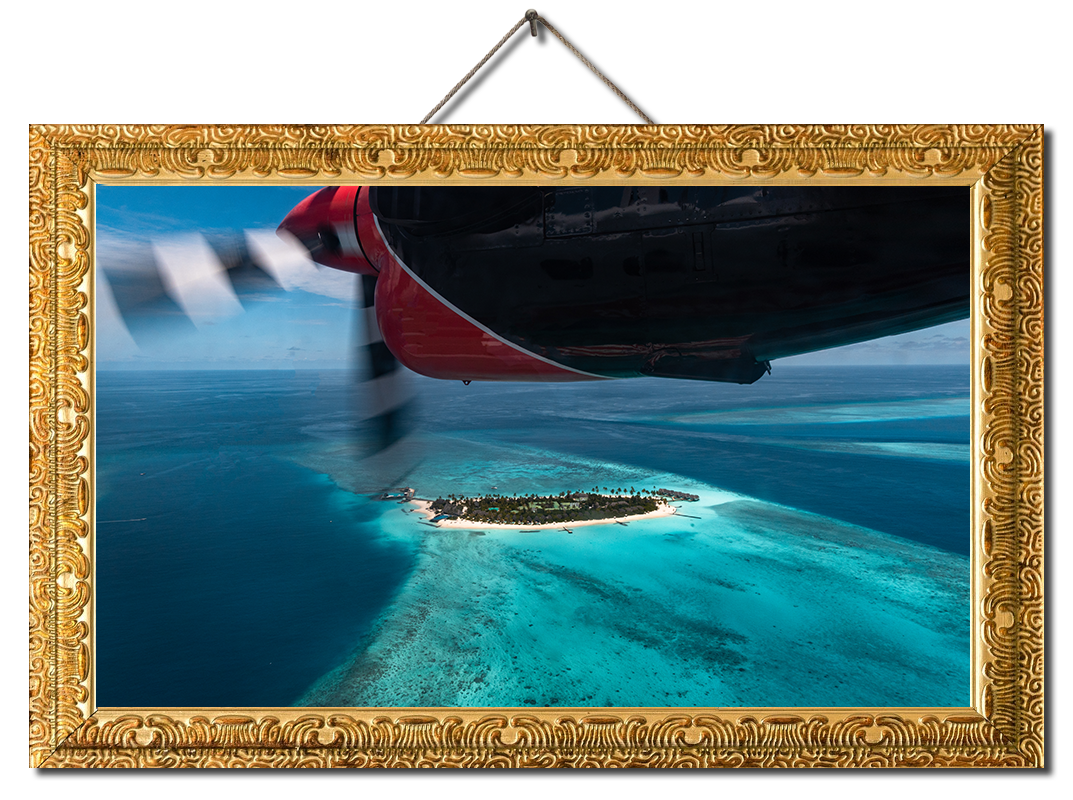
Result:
[28, 124, 1043, 768]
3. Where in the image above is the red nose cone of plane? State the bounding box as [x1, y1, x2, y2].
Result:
[277, 186, 375, 275]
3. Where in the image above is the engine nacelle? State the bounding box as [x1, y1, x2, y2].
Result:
[276, 186, 376, 275]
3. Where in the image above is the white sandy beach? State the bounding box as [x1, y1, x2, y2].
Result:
[409, 497, 678, 530]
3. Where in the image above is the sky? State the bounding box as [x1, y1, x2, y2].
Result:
[95, 184, 970, 372]
[96, 185, 359, 370]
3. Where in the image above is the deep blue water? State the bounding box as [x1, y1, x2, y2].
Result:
[96, 365, 969, 707]
[96, 372, 414, 707]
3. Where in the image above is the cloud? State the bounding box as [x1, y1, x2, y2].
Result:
[238, 292, 289, 304]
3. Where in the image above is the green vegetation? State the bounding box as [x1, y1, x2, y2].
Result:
[428, 490, 661, 526]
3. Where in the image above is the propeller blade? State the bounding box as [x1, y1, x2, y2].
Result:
[206, 233, 283, 302]
[99, 228, 362, 343]
[101, 241, 198, 344]
[151, 234, 244, 327]
[247, 229, 354, 301]
[98, 218, 422, 486]
[350, 273, 416, 454]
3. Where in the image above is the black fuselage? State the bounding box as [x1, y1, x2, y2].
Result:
[370, 185, 968, 383]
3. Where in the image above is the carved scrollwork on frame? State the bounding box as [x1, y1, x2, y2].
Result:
[28, 124, 1044, 768]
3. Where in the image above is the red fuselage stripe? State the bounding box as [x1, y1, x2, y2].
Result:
[367, 218, 605, 382]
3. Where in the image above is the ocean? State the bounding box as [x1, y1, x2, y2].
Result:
[96, 365, 969, 708]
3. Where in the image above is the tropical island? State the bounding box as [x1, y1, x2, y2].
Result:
[413, 487, 688, 530]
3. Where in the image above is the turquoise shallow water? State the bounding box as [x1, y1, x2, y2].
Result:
[663, 397, 968, 427]
[298, 448, 967, 708]
[97, 366, 969, 707]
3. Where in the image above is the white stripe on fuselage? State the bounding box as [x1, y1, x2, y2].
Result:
[372, 216, 608, 380]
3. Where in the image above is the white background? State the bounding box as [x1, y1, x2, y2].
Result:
[7, 0, 1066, 793]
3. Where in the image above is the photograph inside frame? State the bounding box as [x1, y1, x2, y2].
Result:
[94, 182, 970, 709]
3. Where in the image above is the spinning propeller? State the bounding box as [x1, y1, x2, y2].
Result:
[98, 193, 416, 459]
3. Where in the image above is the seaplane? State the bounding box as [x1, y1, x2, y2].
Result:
[277, 184, 968, 386]
[104, 184, 968, 451]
